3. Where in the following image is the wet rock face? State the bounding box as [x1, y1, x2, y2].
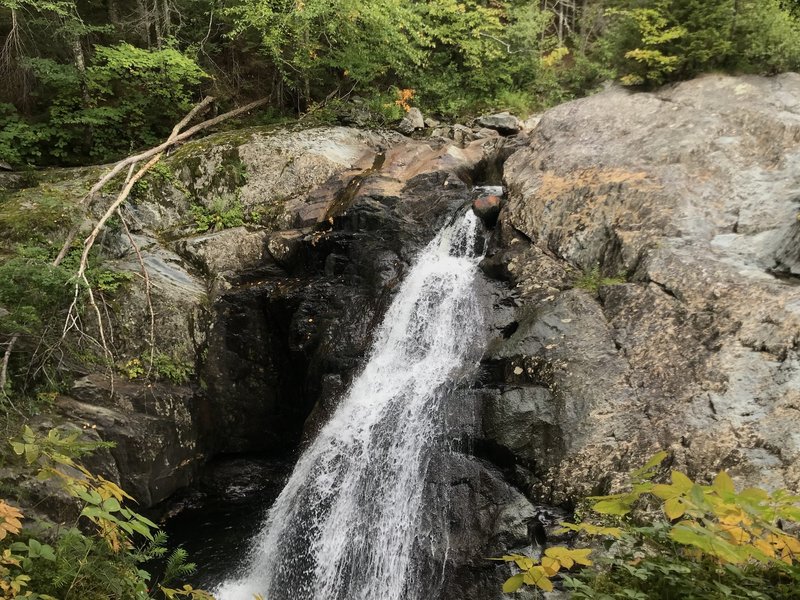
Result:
[46, 125, 514, 504]
[481, 74, 800, 503]
[201, 134, 502, 456]
[56, 375, 207, 506]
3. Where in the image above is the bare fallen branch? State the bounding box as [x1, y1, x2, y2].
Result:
[80, 96, 265, 209]
[0, 334, 19, 401]
[56, 95, 266, 266]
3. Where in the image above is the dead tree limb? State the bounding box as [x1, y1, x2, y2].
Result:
[0, 334, 19, 403]
[80, 96, 265, 208]
[53, 96, 269, 265]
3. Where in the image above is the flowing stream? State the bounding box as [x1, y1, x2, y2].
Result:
[216, 210, 486, 600]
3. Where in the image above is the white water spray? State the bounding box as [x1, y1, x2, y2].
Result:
[217, 211, 485, 600]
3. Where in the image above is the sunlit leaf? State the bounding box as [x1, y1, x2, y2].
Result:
[713, 471, 735, 495]
[502, 573, 524, 593]
[664, 497, 685, 520]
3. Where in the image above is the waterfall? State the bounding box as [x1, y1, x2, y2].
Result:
[216, 210, 486, 600]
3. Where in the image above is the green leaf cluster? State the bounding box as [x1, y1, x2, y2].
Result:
[190, 195, 245, 234]
[498, 452, 800, 598]
[1, 426, 213, 600]
[604, 0, 800, 86]
[17, 44, 207, 166]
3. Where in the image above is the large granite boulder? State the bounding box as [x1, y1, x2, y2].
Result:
[482, 74, 800, 503]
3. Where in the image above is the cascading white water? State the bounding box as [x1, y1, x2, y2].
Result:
[217, 211, 485, 600]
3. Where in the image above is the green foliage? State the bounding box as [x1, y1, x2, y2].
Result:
[4, 0, 800, 168]
[0, 105, 42, 167]
[575, 266, 626, 294]
[121, 354, 192, 384]
[605, 4, 687, 85]
[27, 44, 207, 165]
[493, 547, 594, 593]
[226, 0, 427, 103]
[603, 0, 800, 86]
[363, 91, 407, 124]
[1, 426, 212, 600]
[0, 243, 137, 406]
[93, 270, 134, 293]
[500, 453, 800, 598]
[152, 354, 193, 385]
[132, 163, 178, 201]
[122, 358, 146, 380]
[731, 0, 800, 73]
[0, 248, 74, 337]
[191, 195, 245, 233]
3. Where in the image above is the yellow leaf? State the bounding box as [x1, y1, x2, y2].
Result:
[545, 547, 574, 569]
[753, 538, 776, 559]
[781, 534, 800, 554]
[652, 483, 679, 500]
[717, 508, 747, 525]
[514, 556, 534, 571]
[719, 524, 750, 545]
[502, 574, 524, 593]
[569, 548, 594, 566]
[712, 471, 735, 495]
[670, 470, 694, 492]
[540, 556, 561, 576]
[526, 566, 554, 592]
[664, 497, 686, 520]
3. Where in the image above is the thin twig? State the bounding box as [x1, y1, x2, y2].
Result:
[117, 209, 156, 378]
[0, 334, 22, 415]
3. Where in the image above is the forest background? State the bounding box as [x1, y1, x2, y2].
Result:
[2, 0, 800, 169]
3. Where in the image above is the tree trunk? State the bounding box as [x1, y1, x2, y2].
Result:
[163, 0, 171, 38]
[153, 0, 163, 49]
[71, 36, 91, 104]
[137, 0, 151, 47]
[108, 0, 121, 27]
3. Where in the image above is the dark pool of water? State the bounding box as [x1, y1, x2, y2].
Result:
[157, 456, 290, 589]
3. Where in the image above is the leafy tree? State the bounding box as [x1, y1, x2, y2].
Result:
[225, 0, 426, 107]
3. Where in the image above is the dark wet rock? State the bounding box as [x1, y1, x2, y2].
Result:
[421, 452, 537, 600]
[55, 374, 206, 506]
[473, 195, 501, 226]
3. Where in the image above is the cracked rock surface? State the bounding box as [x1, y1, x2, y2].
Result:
[480, 74, 800, 503]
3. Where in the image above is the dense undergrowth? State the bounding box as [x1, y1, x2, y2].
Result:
[1, 0, 800, 167]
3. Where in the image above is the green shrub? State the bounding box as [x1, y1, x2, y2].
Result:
[1, 426, 212, 599]
[498, 453, 800, 598]
[23, 44, 207, 165]
[191, 195, 245, 233]
[0, 104, 43, 167]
